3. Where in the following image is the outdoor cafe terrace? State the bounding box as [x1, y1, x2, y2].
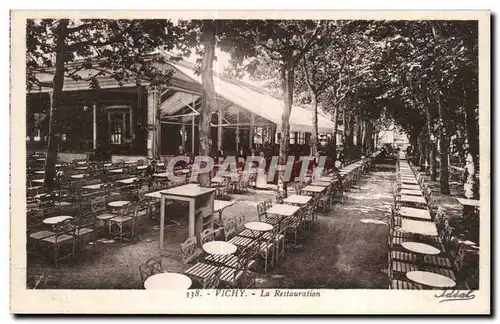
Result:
[26, 151, 479, 290]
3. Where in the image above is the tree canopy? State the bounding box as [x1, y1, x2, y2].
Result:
[26, 18, 480, 196]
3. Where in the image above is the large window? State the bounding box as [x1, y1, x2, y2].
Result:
[106, 105, 133, 146]
[297, 132, 306, 145]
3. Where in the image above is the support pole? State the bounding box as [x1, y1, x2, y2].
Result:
[192, 95, 196, 154]
[122, 111, 126, 143]
[182, 122, 186, 149]
[92, 102, 97, 151]
[249, 112, 254, 150]
[146, 86, 159, 158]
[217, 104, 223, 151]
[236, 108, 240, 152]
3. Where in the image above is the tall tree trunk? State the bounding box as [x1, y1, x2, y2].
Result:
[409, 127, 419, 165]
[331, 105, 338, 157]
[418, 131, 426, 168]
[279, 54, 294, 196]
[44, 19, 68, 190]
[310, 92, 318, 156]
[436, 90, 450, 194]
[425, 104, 437, 181]
[300, 59, 318, 156]
[198, 21, 216, 187]
[27, 98, 35, 149]
[355, 115, 363, 151]
[346, 112, 355, 157]
[341, 107, 346, 150]
[217, 104, 222, 151]
[464, 83, 479, 198]
[364, 120, 374, 153]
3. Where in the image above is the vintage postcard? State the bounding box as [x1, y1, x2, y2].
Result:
[10, 10, 490, 314]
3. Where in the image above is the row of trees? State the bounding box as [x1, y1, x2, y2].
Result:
[225, 20, 479, 198]
[27, 19, 479, 198]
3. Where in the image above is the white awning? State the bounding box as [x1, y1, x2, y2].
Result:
[160, 92, 200, 117]
[169, 63, 337, 133]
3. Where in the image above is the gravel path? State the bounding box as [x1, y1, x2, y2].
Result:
[267, 159, 396, 289]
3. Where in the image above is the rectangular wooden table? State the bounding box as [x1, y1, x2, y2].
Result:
[401, 184, 421, 190]
[456, 198, 480, 208]
[319, 176, 335, 182]
[401, 178, 419, 185]
[267, 204, 300, 217]
[401, 189, 423, 196]
[116, 177, 138, 184]
[211, 177, 225, 184]
[311, 181, 331, 187]
[301, 185, 325, 195]
[399, 206, 431, 220]
[283, 194, 312, 205]
[401, 218, 438, 236]
[400, 194, 427, 205]
[82, 183, 104, 190]
[267, 204, 300, 228]
[159, 184, 216, 248]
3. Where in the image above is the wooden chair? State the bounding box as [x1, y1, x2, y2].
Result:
[139, 256, 163, 285]
[285, 206, 305, 246]
[188, 242, 258, 289]
[40, 219, 77, 267]
[73, 211, 97, 250]
[92, 196, 112, 218]
[91, 196, 116, 237]
[263, 199, 273, 211]
[202, 268, 222, 289]
[389, 278, 423, 290]
[293, 183, 302, 195]
[180, 236, 203, 266]
[256, 202, 266, 222]
[200, 228, 216, 244]
[137, 186, 149, 202]
[256, 226, 278, 274]
[223, 243, 258, 288]
[317, 185, 332, 214]
[235, 213, 246, 234]
[109, 203, 136, 243]
[27, 221, 55, 257]
[223, 218, 237, 241]
[133, 199, 150, 236]
[27, 270, 46, 289]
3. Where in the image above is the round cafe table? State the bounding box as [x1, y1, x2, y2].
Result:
[406, 271, 456, 288]
[202, 241, 237, 256]
[43, 215, 73, 225]
[144, 273, 192, 290]
[402, 242, 441, 255]
[108, 200, 130, 208]
[244, 221, 273, 243]
[244, 222, 273, 232]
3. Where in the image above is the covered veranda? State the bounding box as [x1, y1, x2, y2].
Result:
[156, 60, 340, 157]
[27, 55, 341, 162]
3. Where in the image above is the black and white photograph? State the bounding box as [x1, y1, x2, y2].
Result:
[10, 10, 490, 314]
